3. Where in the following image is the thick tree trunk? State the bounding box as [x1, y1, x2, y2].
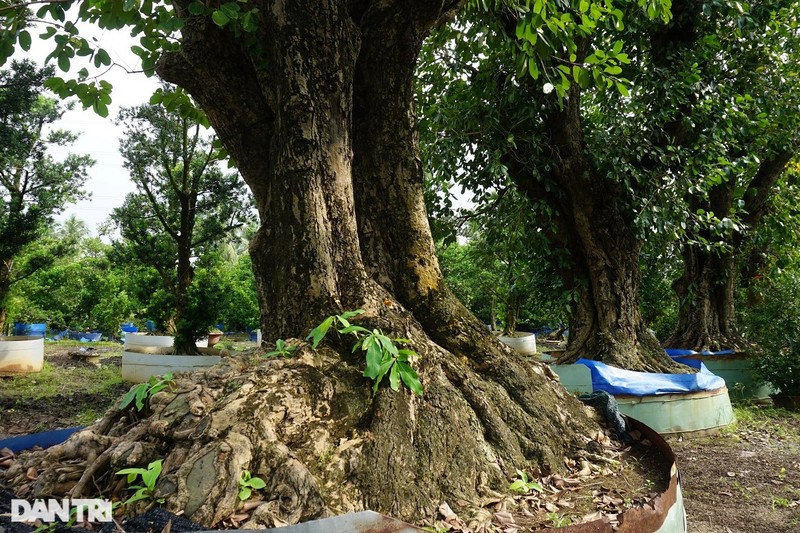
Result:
[173, 236, 196, 354]
[666, 152, 794, 351]
[2, 1, 607, 527]
[666, 244, 741, 351]
[508, 86, 681, 373]
[501, 290, 521, 336]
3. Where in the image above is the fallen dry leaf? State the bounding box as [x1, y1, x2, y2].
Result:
[494, 511, 515, 525]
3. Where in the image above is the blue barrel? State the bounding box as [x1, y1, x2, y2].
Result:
[27, 323, 46, 337]
[12, 322, 27, 335]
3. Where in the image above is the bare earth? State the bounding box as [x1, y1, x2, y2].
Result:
[669, 407, 800, 533]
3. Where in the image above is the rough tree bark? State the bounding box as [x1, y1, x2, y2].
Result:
[666, 151, 794, 351]
[4, 1, 606, 527]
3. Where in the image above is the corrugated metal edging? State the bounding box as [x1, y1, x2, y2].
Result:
[194, 510, 424, 533]
[538, 417, 687, 533]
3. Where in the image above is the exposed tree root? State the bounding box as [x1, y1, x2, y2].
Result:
[4, 315, 601, 527]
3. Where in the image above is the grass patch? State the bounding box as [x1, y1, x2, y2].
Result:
[732, 404, 800, 437]
[44, 340, 123, 353]
[1, 361, 123, 400]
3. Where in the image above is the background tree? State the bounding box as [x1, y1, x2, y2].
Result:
[664, 2, 800, 351]
[109, 99, 253, 354]
[13, 216, 138, 336]
[419, 3, 688, 371]
[0, 60, 92, 332]
[419, 1, 800, 370]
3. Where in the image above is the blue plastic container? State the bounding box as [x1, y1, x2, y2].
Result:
[27, 323, 46, 337]
[121, 322, 139, 333]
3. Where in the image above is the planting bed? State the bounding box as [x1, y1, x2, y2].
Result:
[1, 342, 798, 532]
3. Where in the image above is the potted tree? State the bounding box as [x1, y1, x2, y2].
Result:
[110, 89, 254, 382]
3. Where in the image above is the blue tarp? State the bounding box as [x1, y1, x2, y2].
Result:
[0, 427, 82, 453]
[575, 358, 726, 396]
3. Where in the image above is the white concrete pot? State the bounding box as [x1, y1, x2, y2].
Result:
[124, 334, 175, 352]
[498, 332, 537, 355]
[0, 336, 44, 375]
[121, 346, 222, 383]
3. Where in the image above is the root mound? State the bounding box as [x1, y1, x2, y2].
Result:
[4, 327, 599, 528]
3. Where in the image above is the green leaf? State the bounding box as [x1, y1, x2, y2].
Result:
[248, 477, 266, 489]
[509, 479, 527, 492]
[135, 383, 148, 410]
[120, 386, 139, 409]
[396, 361, 423, 396]
[363, 342, 384, 379]
[141, 459, 162, 487]
[614, 81, 630, 97]
[92, 100, 109, 118]
[238, 486, 251, 501]
[18, 30, 31, 51]
[57, 54, 70, 72]
[188, 1, 205, 15]
[396, 349, 416, 362]
[377, 333, 398, 357]
[306, 316, 333, 349]
[338, 325, 370, 336]
[96, 48, 112, 67]
[211, 10, 230, 27]
[389, 363, 400, 391]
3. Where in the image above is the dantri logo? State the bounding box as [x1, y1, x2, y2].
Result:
[10, 499, 113, 523]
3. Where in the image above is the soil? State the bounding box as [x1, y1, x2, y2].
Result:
[0, 345, 128, 437]
[669, 406, 800, 533]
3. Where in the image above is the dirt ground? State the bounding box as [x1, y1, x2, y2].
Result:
[1, 344, 799, 531]
[669, 406, 800, 533]
[0, 344, 128, 437]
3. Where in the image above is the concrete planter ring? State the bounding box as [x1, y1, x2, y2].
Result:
[124, 334, 175, 351]
[122, 346, 222, 383]
[0, 335, 44, 375]
[497, 331, 537, 355]
[552, 358, 735, 436]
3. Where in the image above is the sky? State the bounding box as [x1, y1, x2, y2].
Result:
[15, 25, 160, 236]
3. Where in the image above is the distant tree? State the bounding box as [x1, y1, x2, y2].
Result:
[0, 60, 92, 332]
[12, 216, 137, 336]
[109, 98, 253, 354]
[214, 251, 259, 333]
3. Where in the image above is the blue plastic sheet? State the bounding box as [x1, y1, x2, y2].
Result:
[0, 427, 82, 453]
[575, 358, 726, 396]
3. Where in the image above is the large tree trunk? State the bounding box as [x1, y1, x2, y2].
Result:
[666, 152, 794, 351]
[508, 85, 681, 373]
[172, 236, 196, 355]
[4, 1, 604, 527]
